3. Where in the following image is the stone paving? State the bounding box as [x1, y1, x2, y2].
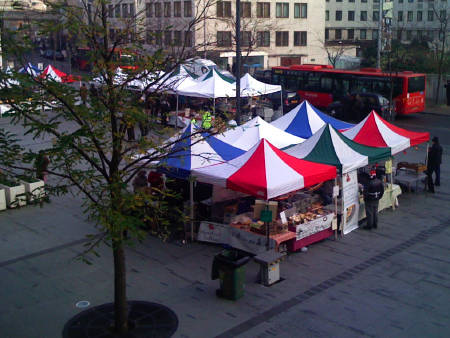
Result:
[0, 109, 449, 337]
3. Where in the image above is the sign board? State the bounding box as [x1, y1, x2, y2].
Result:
[341, 170, 360, 235]
[293, 213, 334, 240]
[198, 221, 276, 254]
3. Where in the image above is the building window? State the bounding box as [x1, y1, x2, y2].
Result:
[360, 11, 367, 21]
[155, 3, 162, 17]
[276, 3, 289, 18]
[217, 31, 232, 47]
[325, 28, 329, 40]
[335, 29, 342, 40]
[174, 2, 181, 17]
[130, 3, 135, 17]
[294, 3, 307, 18]
[115, 4, 121, 18]
[164, 2, 171, 17]
[257, 31, 270, 46]
[428, 10, 433, 21]
[336, 0, 342, 2]
[408, 0, 414, 2]
[361, 0, 367, 2]
[275, 31, 289, 46]
[184, 1, 192, 17]
[294, 31, 307, 46]
[348, 10, 355, 21]
[406, 30, 412, 40]
[325, 10, 329, 21]
[184, 31, 193, 46]
[155, 31, 162, 45]
[146, 3, 153, 17]
[145, 30, 153, 45]
[336, 10, 342, 21]
[164, 31, 172, 45]
[348, 29, 354, 40]
[217, 1, 232, 17]
[360, 29, 367, 40]
[241, 31, 252, 47]
[257, 3, 270, 18]
[397, 30, 402, 40]
[349, 0, 355, 2]
[373, 11, 379, 21]
[417, 11, 422, 21]
[373, 29, 379, 40]
[398, 11, 403, 22]
[122, 4, 128, 18]
[241, 2, 251, 18]
[174, 30, 182, 45]
[407, 11, 413, 21]
[440, 10, 446, 19]
[108, 5, 113, 18]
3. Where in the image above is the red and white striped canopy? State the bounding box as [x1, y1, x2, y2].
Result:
[40, 65, 78, 83]
[192, 138, 336, 200]
[342, 111, 429, 155]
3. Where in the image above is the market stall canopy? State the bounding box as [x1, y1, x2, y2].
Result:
[271, 100, 354, 139]
[216, 116, 305, 151]
[285, 124, 390, 173]
[39, 65, 79, 83]
[18, 63, 41, 77]
[93, 67, 129, 86]
[176, 68, 236, 98]
[144, 65, 199, 93]
[192, 138, 337, 200]
[239, 73, 281, 97]
[342, 111, 429, 154]
[157, 123, 245, 179]
[1, 66, 19, 87]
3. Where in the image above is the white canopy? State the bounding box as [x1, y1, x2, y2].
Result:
[176, 68, 236, 98]
[239, 73, 281, 97]
[92, 67, 128, 86]
[216, 116, 305, 151]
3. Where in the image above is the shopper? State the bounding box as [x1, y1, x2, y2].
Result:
[362, 169, 384, 230]
[427, 136, 443, 192]
[132, 170, 148, 193]
[34, 151, 50, 183]
[79, 83, 88, 105]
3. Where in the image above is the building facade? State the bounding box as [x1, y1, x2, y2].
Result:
[325, 0, 449, 51]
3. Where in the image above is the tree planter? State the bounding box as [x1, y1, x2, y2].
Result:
[0, 183, 26, 208]
[0, 189, 6, 211]
[63, 301, 178, 338]
[20, 179, 45, 202]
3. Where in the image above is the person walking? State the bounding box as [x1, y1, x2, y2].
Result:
[80, 83, 88, 105]
[132, 170, 148, 193]
[362, 169, 384, 230]
[34, 151, 50, 183]
[427, 136, 443, 192]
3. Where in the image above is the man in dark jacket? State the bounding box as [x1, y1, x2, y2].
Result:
[427, 136, 443, 192]
[363, 169, 384, 230]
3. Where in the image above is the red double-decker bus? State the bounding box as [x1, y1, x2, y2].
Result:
[270, 64, 426, 115]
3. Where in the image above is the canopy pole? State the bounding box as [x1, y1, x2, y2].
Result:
[265, 201, 270, 251]
[390, 157, 395, 210]
[280, 88, 283, 116]
[334, 177, 338, 240]
[175, 94, 179, 128]
[213, 97, 215, 114]
[190, 178, 194, 242]
[425, 143, 429, 167]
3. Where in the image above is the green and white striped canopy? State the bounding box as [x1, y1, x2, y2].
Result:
[284, 124, 391, 173]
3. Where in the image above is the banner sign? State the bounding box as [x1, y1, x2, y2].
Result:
[198, 221, 276, 254]
[293, 213, 334, 240]
[342, 170, 360, 235]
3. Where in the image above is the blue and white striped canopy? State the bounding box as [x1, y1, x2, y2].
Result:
[271, 100, 354, 139]
[158, 123, 245, 179]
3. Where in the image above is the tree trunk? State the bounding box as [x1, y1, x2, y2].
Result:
[435, 33, 446, 104]
[113, 240, 128, 334]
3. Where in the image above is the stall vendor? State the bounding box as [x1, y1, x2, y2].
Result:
[317, 180, 334, 205]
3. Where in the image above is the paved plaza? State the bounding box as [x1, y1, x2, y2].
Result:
[0, 111, 449, 337]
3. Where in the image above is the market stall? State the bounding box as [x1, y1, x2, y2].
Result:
[194, 138, 337, 254]
[215, 116, 305, 150]
[18, 63, 41, 77]
[284, 124, 392, 235]
[39, 65, 79, 83]
[271, 100, 354, 139]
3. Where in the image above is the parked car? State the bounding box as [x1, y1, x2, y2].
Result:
[44, 49, 54, 59]
[326, 92, 395, 122]
[267, 90, 302, 113]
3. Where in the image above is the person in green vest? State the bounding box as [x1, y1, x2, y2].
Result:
[202, 111, 212, 129]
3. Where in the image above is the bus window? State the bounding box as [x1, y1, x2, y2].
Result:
[320, 76, 333, 92]
[407, 76, 425, 93]
[286, 75, 298, 91]
[304, 72, 321, 91]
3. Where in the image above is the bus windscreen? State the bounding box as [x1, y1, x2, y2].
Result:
[408, 76, 425, 93]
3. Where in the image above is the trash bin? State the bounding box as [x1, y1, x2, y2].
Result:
[211, 250, 251, 300]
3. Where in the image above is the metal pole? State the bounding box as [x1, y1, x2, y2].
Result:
[376, 0, 383, 69]
[190, 178, 194, 242]
[235, 0, 242, 124]
[175, 94, 179, 128]
[280, 88, 283, 115]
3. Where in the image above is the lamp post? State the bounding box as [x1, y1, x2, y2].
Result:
[235, 0, 241, 124]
